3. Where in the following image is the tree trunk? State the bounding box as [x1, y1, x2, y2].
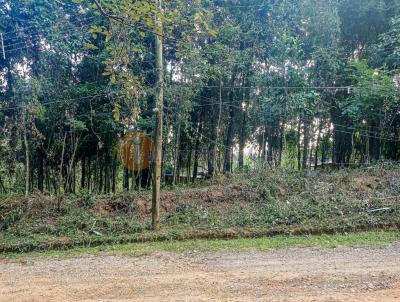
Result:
[314, 120, 323, 169]
[66, 133, 80, 193]
[173, 119, 181, 185]
[223, 78, 237, 173]
[207, 127, 217, 177]
[238, 106, 246, 170]
[302, 118, 310, 170]
[22, 110, 30, 197]
[81, 157, 86, 189]
[123, 168, 129, 191]
[261, 129, 266, 164]
[278, 121, 285, 167]
[186, 146, 192, 183]
[0, 173, 6, 193]
[297, 118, 302, 170]
[57, 132, 67, 211]
[223, 116, 234, 173]
[37, 149, 44, 192]
[87, 156, 92, 192]
[369, 121, 381, 162]
[212, 81, 223, 177]
[112, 154, 116, 193]
[192, 120, 202, 182]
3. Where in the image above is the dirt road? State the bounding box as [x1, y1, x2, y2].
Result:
[1, 243, 400, 302]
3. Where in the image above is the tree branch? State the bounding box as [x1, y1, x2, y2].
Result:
[91, 0, 125, 23]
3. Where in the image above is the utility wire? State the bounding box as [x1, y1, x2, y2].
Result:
[0, 92, 122, 112]
[169, 83, 400, 91]
[1, 15, 99, 39]
[164, 97, 400, 142]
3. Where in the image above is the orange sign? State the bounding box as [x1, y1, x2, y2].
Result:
[118, 132, 153, 172]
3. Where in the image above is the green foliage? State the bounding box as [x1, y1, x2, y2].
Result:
[1, 165, 399, 253]
[375, 16, 400, 69]
[165, 203, 216, 227]
[344, 60, 397, 125]
[0, 0, 399, 198]
[1, 208, 24, 231]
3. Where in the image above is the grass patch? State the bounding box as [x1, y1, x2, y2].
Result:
[2, 231, 399, 260]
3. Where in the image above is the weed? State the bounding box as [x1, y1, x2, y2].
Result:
[0, 164, 399, 253]
[165, 203, 217, 227]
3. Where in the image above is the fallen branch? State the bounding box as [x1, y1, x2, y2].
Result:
[367, 207, 391, 213]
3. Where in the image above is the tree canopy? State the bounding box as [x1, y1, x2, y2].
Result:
[0, 0, 399, 196]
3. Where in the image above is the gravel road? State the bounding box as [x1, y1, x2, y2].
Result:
[1, 243, 400, 301]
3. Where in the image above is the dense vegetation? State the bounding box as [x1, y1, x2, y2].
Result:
[0, 0, 400, 198]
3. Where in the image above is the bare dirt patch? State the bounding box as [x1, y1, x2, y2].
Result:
[1, 243, 400, 301]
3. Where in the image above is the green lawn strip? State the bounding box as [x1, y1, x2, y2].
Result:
[2, 231, 399, 260]
[1, 222, 399, 254]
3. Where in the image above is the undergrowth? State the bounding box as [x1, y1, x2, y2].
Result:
[1, 163, 399, 253]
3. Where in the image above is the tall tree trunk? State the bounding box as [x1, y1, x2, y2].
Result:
[369, 121, 381, 162]
[192, 120, 202, 182]
[302, 118, 310, 170]
[123, 168, 129, 191]
[173, 118, 181, 185]
[213, 81, 223, 177]
[112, 154, 116, 193]
[266, 128, 274, 165]
[186, 146, 192, 183]
[207, 126, 217, 177]
[278, 121, 285, 167]
[297, 118, 302, 170]
[38, 149, 44, 192]
[261, 129, 266, 164]
[65, 133, 80, 193]
[0, 173, 6, 193]
[223, 115, 234, 173]
[45, 166, 50, 192]
[99, 160, 103, 194]
[72, 163, 76, 193]
[22, 110, 30, 197]
[57, 132, 67, 211]
[81, 157, 86, 189]
[238, 107, 246, 170]
[314, 120, 323, 169]
[223, 78, 237, 173]
[87, 156, 92, 192]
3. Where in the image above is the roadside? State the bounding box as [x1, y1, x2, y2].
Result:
[1, 234, 399, 301]
[1, 231, 399, 260]
[1, 165, 400, 254]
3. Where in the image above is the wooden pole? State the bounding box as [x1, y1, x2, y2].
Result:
[152, 0, 164, 230]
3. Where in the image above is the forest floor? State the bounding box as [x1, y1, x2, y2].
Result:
[1, 163, 400, 253]
[1, 240, 400, 301]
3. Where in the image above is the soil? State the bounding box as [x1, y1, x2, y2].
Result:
[93, 181, 258, 220]
[1, 243, 400, 301]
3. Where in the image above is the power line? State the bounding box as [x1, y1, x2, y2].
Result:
[3, 22, 95, 54]
[164, 91, 400, 142]
[0, 1, 270, 41]
[168, 83, 400, 91]
[4, 24, 90, 51]
[1, 15, 99, 39]
[331, 127, 400, 143]
[165, 110, 400, 147]
[0, 92, 122, 112]
[5, 12, 399, 85]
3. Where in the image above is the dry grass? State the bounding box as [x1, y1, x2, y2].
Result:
[1, 163, 399, 253]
